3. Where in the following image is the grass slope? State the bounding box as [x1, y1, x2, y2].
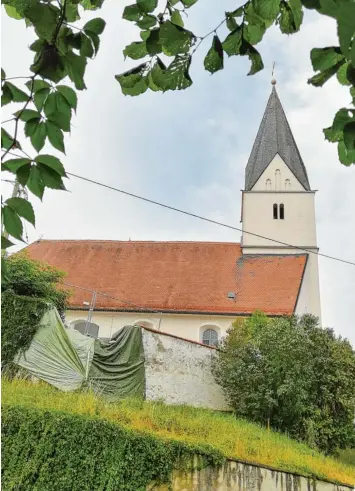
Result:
[2, 379, 355, 487]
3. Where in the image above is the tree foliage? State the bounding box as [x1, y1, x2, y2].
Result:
[212, 312, 355, 454]
[1, 0, 354, 270]
[2, 252, 70, 319]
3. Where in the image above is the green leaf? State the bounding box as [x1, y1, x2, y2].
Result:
[29, 39, 45, 53]
[6, 197, 35, 226]
[137, 0, 157, 13]
[1, 84, 12, 106]
[123, 4, 141, 21]
[244, 3, 265, 26]
[120, 76, 148, 96]
[253, 0, 280, 20]
[338, 140, 354, 166]
[307, 61, 343, 87]
[57, 85, 78, 111]
[27, 166, 45, 199]
[180, 0, 198, 7]
[25, 118, 41, 138]
[162, 54, 192, 91]
[31, 45, 67, 84]
[4, 4, 22, 19]
[2, 158, 31, 174]
[115, 63, 147, 89]
[223, 27, 242, 56]
[336, 4, 355, 56]
[81, 0, 104, 10]
[244, 23, 266, 44]
[80, 34, 94, 58]
[35, 154, 66, 176]
[1, 236, 14, 249]
[38, 164, 67, 190]
[65, 2, 80, 22]
[16, 164, 31, 186]
[14, 109, 41, 122]
[336, 62, 351, 86]
[48, 110, 71, 133]
[46, 121, 65, 153]
[83, 17, 106, 34]
[1, 68, 6, 80]
[350, 86, 355, 105]
[1, 128, 21, 151]
[171, 10, 184, 27]
[242, 43, 264, 75]
[310, 47, 344, 72]
[34, 88, 50, 111]
[64, 52, 87, 90]
[137, 14, 156, 29]
[351, 40, 355, 66]
[146, 29, 162, 55]
[204, 35, 224, 74]
[123, 41, 149, 60]
[6, 82, 29, 102]
[140, 30, 150, 41]
[85, 30, 100, 55]
[25, 3, 59, 42]
[346, 63, 355, 86]
[160, 21, 194, 56]
[344, 122, 355, 152]
[31, 122, 47, 152]
[148, 58, 166, 91]
[44, 92, 57, 117]
[289, 0, 303, 30]
[226, 16, 238, 31]
[2, 206, 23, 241]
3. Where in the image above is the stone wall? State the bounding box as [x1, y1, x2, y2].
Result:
[149, 456, 354, 491]
[142, 327, 230, 411]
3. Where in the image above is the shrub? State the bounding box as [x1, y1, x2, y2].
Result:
[212, 313, 355, 455]
[2, 404, 224, 491]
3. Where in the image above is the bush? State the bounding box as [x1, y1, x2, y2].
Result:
[1, 293, 49, 372]
[2, 251, 70, 320]
[2, 404, 224, 491]
[212, 313, 355, 455]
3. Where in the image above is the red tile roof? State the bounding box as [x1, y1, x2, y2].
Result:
[25, 240, 307, 315]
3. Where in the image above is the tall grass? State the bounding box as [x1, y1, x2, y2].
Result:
[2, 379, 354, 486]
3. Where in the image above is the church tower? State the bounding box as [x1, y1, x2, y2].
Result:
[241, 81, 321, 321]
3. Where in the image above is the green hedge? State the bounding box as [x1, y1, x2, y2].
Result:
[1, 293, 49, 371]
[2, 405, 224, 491]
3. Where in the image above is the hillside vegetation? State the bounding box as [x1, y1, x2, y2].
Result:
[2, 379, 354, 487]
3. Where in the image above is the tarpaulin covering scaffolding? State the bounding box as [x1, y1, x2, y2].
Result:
[15, 306, 145, 400]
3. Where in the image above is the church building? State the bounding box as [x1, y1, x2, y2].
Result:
[26, 83, 322, 345]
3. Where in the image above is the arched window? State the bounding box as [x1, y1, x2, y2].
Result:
[265, 178, 271, 190]
[285, 179, 291, 190]
[134, 320, 154, 329]
[279, 203, 285, 220]
[275, 169, 281, 190]
[202, 328, 218, 347]
[273, 203, 278, 219]
[71, 320, 99, 338]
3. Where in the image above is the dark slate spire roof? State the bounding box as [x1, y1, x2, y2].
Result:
[245, 86, 310, 191]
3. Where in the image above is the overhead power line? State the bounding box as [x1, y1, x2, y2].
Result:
[66, 172, 355, 267]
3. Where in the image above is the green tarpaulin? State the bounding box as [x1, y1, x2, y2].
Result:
[15, 306, 145, 400]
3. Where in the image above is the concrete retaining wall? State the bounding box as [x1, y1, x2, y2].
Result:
[149, 457, 354, 491]
[142, 327, 230, 411]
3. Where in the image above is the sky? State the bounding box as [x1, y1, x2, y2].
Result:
[2, 0, 355, 344]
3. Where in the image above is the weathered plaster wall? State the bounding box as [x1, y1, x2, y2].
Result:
[65, 310, 236, 344]
[141, 327, 230, 411]
[149, 457, 353, 491]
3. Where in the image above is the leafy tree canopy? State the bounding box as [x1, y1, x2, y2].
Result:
[1, 0, 354, 268]
[2, 252, 70, 319]
[212, 312, 355, 455]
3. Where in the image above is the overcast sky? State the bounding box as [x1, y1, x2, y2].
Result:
[2, 1, 355, 344]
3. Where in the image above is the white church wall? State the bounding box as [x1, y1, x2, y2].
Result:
[242, 190, 317, 248]
[251, 154, 305, 191]
[65, 310, 236, 343]
[141, 327, 230, 411]
[295, 253, 322, 323]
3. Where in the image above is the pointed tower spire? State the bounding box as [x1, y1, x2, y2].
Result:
[245, 83, 310, 191]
